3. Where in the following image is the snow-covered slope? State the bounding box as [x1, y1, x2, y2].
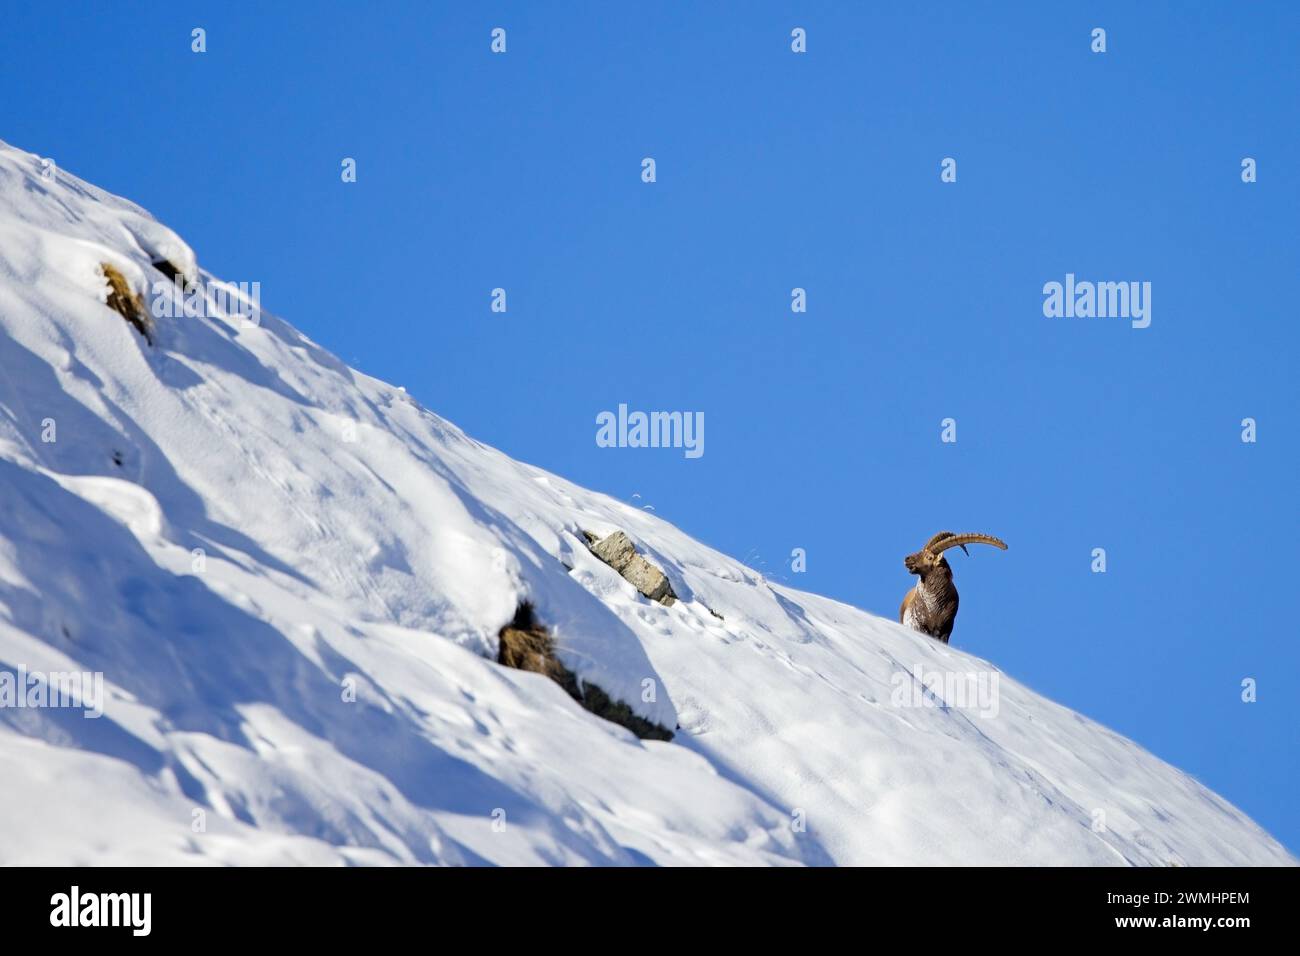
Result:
[0, 139, 1290, 866]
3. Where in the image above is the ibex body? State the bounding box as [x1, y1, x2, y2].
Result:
[899, 532, 1007, 643]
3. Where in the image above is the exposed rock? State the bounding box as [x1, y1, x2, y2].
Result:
[151, 257, 189, 285]
[588, 529, 634, 569]
[584, 530, 677, 605]
[497, 603, 673, 741]
[574, 682, 673, 742]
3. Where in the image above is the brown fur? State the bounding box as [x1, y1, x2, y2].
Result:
[899, 532, 1005, 644]
[900, 551, 960, 643]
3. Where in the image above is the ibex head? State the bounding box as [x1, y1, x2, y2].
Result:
[900, 531, 1007, 643]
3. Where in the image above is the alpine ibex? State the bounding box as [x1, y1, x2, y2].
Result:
[899, 532, 1007, 644]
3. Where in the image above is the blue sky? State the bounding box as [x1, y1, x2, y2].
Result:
[3, 2, 1297, 854]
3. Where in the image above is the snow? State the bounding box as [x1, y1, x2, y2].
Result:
[0, 138, 1291, 866]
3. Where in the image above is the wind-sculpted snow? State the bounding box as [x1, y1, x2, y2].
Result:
[0, 139, 1291, 865]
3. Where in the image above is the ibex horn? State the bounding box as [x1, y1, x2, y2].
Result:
[929, 533, 1008, 555]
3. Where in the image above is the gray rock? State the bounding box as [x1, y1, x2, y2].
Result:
[586, 530, 677, 606]
[591, 530, 636, 571]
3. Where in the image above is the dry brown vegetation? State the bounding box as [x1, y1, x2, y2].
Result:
[100, 262, 152, 345]
[497, 602, 673, 741]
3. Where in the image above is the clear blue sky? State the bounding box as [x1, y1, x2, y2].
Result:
[4, 2, 1296, 855]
